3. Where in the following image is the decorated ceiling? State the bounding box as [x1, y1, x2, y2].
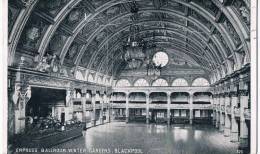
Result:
[8, 0, 250, 83]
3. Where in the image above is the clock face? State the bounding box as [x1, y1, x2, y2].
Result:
[152, 52, 169, 67]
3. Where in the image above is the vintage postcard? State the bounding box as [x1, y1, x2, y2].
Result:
[1, 0, 258, 154]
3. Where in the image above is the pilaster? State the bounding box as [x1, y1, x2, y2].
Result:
[125, 92, 129, 123]
[146, 92, 150, 124]
[91, 91, 96, 126]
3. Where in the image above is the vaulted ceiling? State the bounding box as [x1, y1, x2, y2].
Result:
[8, 0, 250, 83]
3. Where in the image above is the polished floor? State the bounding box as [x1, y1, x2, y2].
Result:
[48, 122, 238, 154]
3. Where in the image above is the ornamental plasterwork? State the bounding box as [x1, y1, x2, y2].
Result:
[223, 17, 241, 46]
[28, 75, 71, 88]
[20, 0, 35, 7]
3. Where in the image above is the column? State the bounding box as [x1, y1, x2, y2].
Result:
[107, 94, 111, 123]
[224, 92, 231, 137]
[230, 91, 239, 142]
[189, 93, 193, 124]
[146, 92, 149, 124]
[125, 93, 129, 123]
[100, 93, 104, 124]
[167, 92, 171, 126]
[239, 89, 249, 149]
[212, 95, 216, 126]
[215, 94, 220, 128]
[216, 111, 220, 128]
[219, 94, 224, 132]
[14, 85, 31, 134]
[91, 91, 96, 127]
[81, 90, 87, 125]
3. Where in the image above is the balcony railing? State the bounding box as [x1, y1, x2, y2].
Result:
[128, 103, 146, 108]
[170, 104, 190, 109]
[244, 108, 251, 119]
[149, 104, 168, 109]
[225, 105, 231, 114]
[192, 104, 213, 109]
[112, 103, 126, 108]
[85, 104, 93, 110]
[95, 104, 102, 109]
[234, 107, 240, 117]
[73, 105, 82, 111]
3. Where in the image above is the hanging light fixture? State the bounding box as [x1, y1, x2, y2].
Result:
[123, 1, 145, 69]
[144, 32, 163, 79]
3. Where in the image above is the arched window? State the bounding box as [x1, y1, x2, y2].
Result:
[97, 76, 103, 84]
[172, 78, 189, 86]
[75, 71, 84, 80]
[116, 79, 131, 87]
[152, 78, 168, 86]
[192, 78, 210, 86]
[134, 79, 149, 87]
[105, 78, 110, 86]
[88, 74, 95, 83]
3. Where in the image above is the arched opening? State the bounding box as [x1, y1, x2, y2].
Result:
[115, 79, 131, 87]
[133, 78, 149, 87]
[192, 78, 210, 86]
[152, 78, 168, 86]
[149, 92, 167, 124]
[128, 92, 146, 122]
[170, 92, 190, 124]
[172, 78, 189, 86]
[111, 92, 127, 121]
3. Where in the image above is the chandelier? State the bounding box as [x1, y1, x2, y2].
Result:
[123, 2, 145, 69]
[144, 33, 163, 79]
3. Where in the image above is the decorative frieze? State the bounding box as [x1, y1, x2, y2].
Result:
[19, 0, 35, 7]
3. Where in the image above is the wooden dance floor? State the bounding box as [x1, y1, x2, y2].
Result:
[48, 122, 238, 154]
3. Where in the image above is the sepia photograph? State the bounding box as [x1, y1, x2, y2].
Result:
[2, 0, 258, 153]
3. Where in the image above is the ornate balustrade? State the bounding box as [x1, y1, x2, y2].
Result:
[95, 104, 102, 109]
[234, 107, 240, 117]
[170, 104, 190, 109]
[128, 103, 146, 108]
[85, 104, 93, 110]
[149, 104, 168, 109]
[244, 108, 251, 119]
[73, 105, 82, 112]
[111, 103, 126, 108]
[193, 104, 213, 110]
[225, 105, 231, 114]
[102, 103, 109, 108]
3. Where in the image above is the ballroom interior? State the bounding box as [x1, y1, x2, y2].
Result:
[8, 0, 251, 154]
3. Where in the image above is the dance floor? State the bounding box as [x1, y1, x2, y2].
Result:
[48, 122, 238, 154]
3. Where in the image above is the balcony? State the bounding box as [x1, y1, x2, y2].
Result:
[192, 104, 213, 110]
[128, 103, 146, 108]
[234, 107, 240, 117]
[111, 103, 126, 108]
[95, 104, 102, 109]
[244, 108, 251, 119]
[225, 106, 231, 114]
[85, 104, 93, 110]
[170, 104, 190, 109]
[73, 105, 82, 112]
[102, 103, 109, 108]
[149, 104, 168, 109]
